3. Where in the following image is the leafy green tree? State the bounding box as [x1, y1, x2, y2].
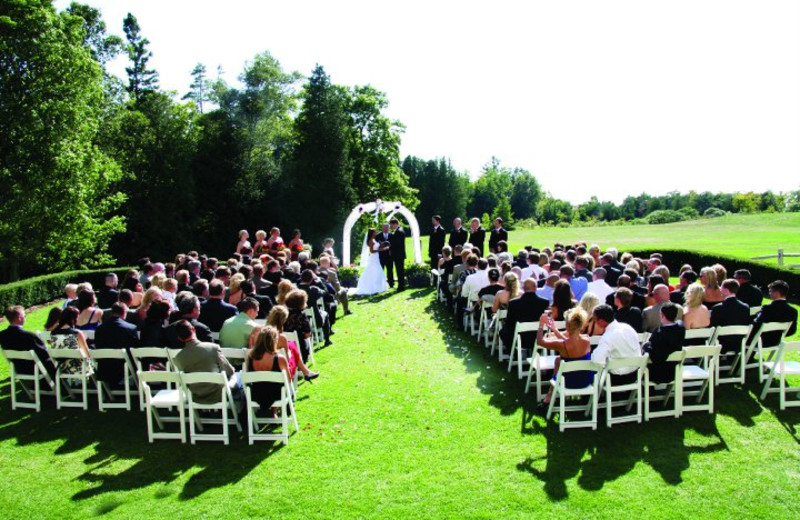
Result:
[0, 0, 125, 281]
[343, 85, 417, 208]
[468, 157, 513, 218]
[123, 12, 158, 104]
[493, 197, 515, 229]
[66, 2, 122, 66]
[509, 168, 542, 219]
[537, 196, 574, 225]
[785, 189, 800, 212]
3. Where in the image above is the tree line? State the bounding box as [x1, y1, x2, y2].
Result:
[1, 1, 798, 283]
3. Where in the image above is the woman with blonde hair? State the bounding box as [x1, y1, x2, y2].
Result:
[683, 283, 711, 329]
[492, 272, 522, 313]
[699, 266, 723, 307]
[267, 305, 319, 381]
[236, 229, 251, 254]
[578, 292, 604, 335]
[253, 229, 269, 255]
[246, 326, 290, 413]
[227, 273, 246, 306]
[535, 307, 592, 413]
[275, 279, 295, 306]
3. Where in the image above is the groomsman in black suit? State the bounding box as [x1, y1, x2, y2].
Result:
[710, 279, 751, 353]
[389, 218, 407, 290]
[468, 217, 486, 256]
[489, 217, 508, 254]
[448, 217, 468, 250]
[429, 215, 446, 270]
[378, 223, 394, 287]
[733, 269, 764, 309]
[749, 280, 797, 348]
[0, 306, 56, 379]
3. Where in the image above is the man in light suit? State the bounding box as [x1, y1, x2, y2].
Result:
[172, 321, 237, 405]
[643, 285, 683, 333]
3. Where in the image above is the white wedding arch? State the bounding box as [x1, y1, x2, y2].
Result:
[342, 199, 422, 266]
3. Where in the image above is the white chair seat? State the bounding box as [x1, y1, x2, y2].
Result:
[151, 389, 182, 406]
[682, 365, 711, 380]
[761, 360, 800, 375]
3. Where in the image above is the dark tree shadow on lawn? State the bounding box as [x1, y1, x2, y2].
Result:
[0, 387, 285, 507]
[423, 295, 739, 500]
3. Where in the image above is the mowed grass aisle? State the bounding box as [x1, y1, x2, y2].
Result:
[0, 291, 799, 519]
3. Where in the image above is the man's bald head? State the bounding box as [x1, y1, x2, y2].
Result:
[653, 284, 670, 303]
[523, 279, 538, 292]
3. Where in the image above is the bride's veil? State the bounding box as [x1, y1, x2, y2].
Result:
[359, 229, 370, 268]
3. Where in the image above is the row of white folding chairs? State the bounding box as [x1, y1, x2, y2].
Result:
[139, 368, 298, 445]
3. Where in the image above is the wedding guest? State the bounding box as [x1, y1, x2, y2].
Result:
[643, 303, 686, 384]
[550, 279, 576, 320]
[535, 308, 592, 413]
[94, 302, 140, 384]
[500, 278, 549, 351]
[62, 284, 79, 308]
[173, 320, 237, 405]
[733, 269, 764, 308]
[670, 270, 697, 304]
[219, 298, 259, 348]
[682, 283, 711, 329]
[560, 265, 587, 301]
[75, 289, 102, 331]
[587, 268, 614, 302]
[537, 273, 560, 304]
[136, 287, 163, 323]
[227, 273, 246, 307]
[478, 268, 504, 299]
[139, 300, 171, 347]
[613, 287, 644, 333]
[700, 267, 724, 307]
[643, 284, 684, 333]
[165, 294, 212, 346]
[283, 289, 315, 360]
[590, 304, 643, 385]
[49, 306, 92, 376]
[199, 280, 238, 333]
[319, 255, 350, 316]
[710, 279, 751, 353]
[97, 273, 119, 309]
[0, 306, 56, 379]
[492, 272, 522, 313]
[267, 305, 319, 381]
[750, 280, 798, 348]
[245, 326, 291, 412]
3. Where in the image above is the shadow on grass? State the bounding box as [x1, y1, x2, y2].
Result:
[0, 390, 284, 506]
[421, 295, 763, 500]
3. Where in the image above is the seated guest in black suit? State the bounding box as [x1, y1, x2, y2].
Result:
[599, 253, 622, 287]
[0, 305, 56, 379]
[94, 302, 140, 384]
[166, 294, 212, 347]
[117, 289, 142, 329]
[241, 280, 273, 320]
[573, 256, 593, 283]
[96, 273, 120, 309]
[670, 270, 697, 304]
[139, 300, 171, 347]
[199, 280, 238, 333]
[176, 269, 193, 294]
[710, 278, 752, 353]
[298, 270, 333, 345]
[643, 303, 686, 384]
[500, 279, 549, 352]
[192, 279, 209, 302]
[749, 280, 798, 348]
[733, 269, 764, 309]
[613, 287, 644, 333]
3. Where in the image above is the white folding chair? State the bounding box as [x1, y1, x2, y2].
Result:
[209, 332, 220, 343]
[551, 320, 567, 332]
[476, 298, 494, 343]
[599, 355, 649, 426]
[749, 305, 762, 317]
[83, 330, 96, 342]
[130, 347, 171, 409]
[737, 321, 792, 378]
[241, 371, 299, 445]
[37, 331, 52, 342]
[546, 360, 603, 431]
[48, 349, 92, 410]
[283, 330, 302, 389]
[489, 309, 508, 358]
[508, 322, 539, 379]
[680, 345, 721, 414]
[1, 349, 55, 411]
[683, 327, 716, 347]
[181, 372, 242, 445]
[753, 322, 794, 383]
[221, 348, 248, 370]
[90, 349, 136, 411]
[645, 350, 686, 420]
[524, 344, 558, 402]
[304, 307, 324, 347]
[138, 371, 186, 443]
[711, 324, 752, 385]
[758, 341, 800, 409]
[637, 332, 651, 346]
[462, 292, 480, 333]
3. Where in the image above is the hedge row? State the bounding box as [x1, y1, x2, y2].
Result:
[0, 267, 131, 311]
[627, 249, 800, 301]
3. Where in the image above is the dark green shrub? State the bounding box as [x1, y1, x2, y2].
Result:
[645, 210, 686, 225]
[338, 266, 359, 288]
[405, 263, 430, 288]
[677, 207, 700, 220]
[0, 267, 131, 311]
[703, 207, 728, 218]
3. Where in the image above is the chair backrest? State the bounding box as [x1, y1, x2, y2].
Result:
[48, 348, 86, 361]
[637, 332, 651, 345]
[778, 341, 800, 356]
[713, 324, 752, 338]
[83, 330, 96, 341]
[495, 309, 507, 323]
[283, 330, 300, 345]
[241, 370, 286, 385]
[209, 332, 220, 343]
[130, 347, 169, 371]
[514, 321, 539, 335]
[37, 331, 51, 342]
[606, 354, 649, 372]
[221, 348, 247, 364]
[749, 306, 762, 317]
[165, 348, 183, 368]
[303, 308, 315, 320]
[755, 321, 792, 336]
[481, 295, 496, 305]
[181, 371, 227, 387]
[558, 359, 604, 375]
[683, 345, 721, 368]
[138, 370, 182, 385]
[551, 320, 566, 331]
[684, 327, 716, 344]
[89, 349, 129, 361]
[467, 292, 480, 304]
[665, 350, 686, 363]
[589, 335, 603, 347]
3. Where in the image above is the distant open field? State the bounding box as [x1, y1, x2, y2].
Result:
[410, 212, 800, 269]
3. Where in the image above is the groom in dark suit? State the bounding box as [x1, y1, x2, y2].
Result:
[389, 218, 407, 291]
[378, 223, 394, 287]
[429, 215, 446, 270]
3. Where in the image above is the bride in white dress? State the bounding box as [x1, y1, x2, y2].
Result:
[354, 228, 389, 296]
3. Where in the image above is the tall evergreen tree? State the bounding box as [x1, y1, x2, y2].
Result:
[122, 12, 158, 104]
[287, 65, 353, 241]
[183, 62, 210, 113]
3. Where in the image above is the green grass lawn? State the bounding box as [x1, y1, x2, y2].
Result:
[1, 293, 799, 519]
[410, 213, 800, 269]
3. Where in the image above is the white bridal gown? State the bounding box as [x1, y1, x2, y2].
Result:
[354, 240, 389, 296]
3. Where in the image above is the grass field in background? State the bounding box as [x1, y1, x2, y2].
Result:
[409, 213, 800, 269]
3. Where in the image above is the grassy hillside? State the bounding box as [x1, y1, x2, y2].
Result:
[410, 213, 800, 269]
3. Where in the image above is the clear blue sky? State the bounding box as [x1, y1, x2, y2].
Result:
[55, 0, 800, 204]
